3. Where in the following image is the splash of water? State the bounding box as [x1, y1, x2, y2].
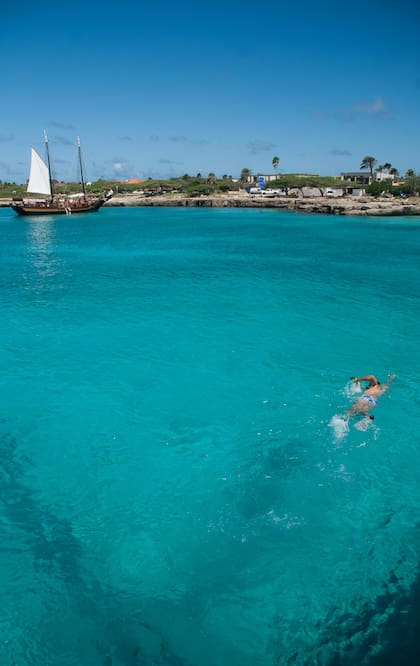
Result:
[328, 414, 349, 442]
[343, 380, 363, 398]
[354, 416, 372, 431]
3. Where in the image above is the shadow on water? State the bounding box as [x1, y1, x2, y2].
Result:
[265, 567, 420, 666]
[224, 424, 420, 665]
[272, 563, 420, 665]
[323, 564, 420, 666]
[0, 430, 187, 666]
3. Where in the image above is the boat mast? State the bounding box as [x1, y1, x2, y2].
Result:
[44, 130, 54, 200]
[77, 137, 86, 197]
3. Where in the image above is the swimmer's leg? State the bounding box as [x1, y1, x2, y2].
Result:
[354, 414, 375, 430]
[347, 398, 370, 419]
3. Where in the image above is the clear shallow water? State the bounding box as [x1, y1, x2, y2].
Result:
[0, 206, 419, 665]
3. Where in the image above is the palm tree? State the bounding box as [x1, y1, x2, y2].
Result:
[405, 169, 416, 195]
[207, 172, 217, 184]
[360, 155, 378, 183]
[272, 156, 280, 177]
[383, 162, 392, 172]
[389, 167, 399, 176]
[240, 167, 251, 184]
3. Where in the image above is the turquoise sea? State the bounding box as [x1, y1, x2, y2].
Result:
[0, 206, 419, 665]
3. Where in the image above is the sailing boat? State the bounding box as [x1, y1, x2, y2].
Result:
[10, 132, 113, 216]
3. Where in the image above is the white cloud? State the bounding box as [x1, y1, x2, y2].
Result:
[53, 135, 73, 145]
[169, 135, 188, 143]
[310, 109, 329, 120]
[339, 97, 392, 120]
[113, 161, 129, 176]
[354, 98, 386, 114]
[50, 122, 74, 130]
[248, 140, 276, 154]
[329, 148, 352, 156]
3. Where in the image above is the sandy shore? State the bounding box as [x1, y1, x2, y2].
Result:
[105, 192, 420, 216]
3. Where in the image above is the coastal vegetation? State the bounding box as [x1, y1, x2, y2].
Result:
[0, 170, 418, 199]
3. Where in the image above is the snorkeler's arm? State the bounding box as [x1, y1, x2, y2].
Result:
[380, 374, 396, 393]
[353, 375, 380, 386]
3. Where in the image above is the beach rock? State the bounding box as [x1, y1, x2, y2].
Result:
[105, 194, 420, 217]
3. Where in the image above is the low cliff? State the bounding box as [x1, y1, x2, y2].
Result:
[105, 193, 420, 216]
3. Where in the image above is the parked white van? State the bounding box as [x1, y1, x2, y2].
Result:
[263, 188, 284, 196]
[248, 187, 283, 196]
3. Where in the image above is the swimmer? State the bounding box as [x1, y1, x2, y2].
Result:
[346, 374, 395, 420]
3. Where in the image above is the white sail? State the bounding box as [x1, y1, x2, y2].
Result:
[27, 148, 51, 195]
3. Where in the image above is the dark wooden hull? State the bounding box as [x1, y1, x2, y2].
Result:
[10, 196, 111, 217]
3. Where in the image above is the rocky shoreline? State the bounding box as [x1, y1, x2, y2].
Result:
[105, 192, 420, 217]
[2, 194, 419, 216]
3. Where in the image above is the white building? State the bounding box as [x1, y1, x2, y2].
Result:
[375, 171, 395, 183]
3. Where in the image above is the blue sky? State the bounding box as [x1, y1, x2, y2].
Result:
[1, 0, 419, 182]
